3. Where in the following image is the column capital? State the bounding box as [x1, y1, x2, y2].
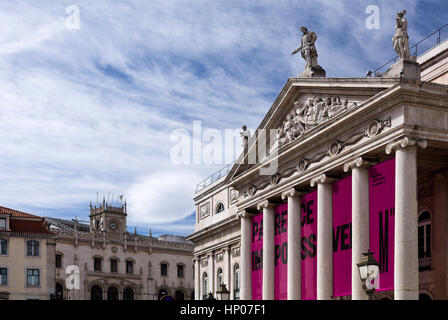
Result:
[256, 200, 275, 210]
[281, 188, 303, 200]
[237, 210, 257, 219]
[385, 136, 427, 154]
[310, 174, 337, 188]
[343, 157, 378, 172]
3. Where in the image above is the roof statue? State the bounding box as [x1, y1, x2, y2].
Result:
[393, 10, 410, 60]
[292, 26, 326, 78]
[381, 9, 420, 80]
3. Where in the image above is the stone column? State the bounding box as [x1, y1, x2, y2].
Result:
[194, 258, 200, 300]
[281, 188, 302, 300]
[225, 246, 232, 299]
[343, 157, 375, 300]
[311, 174, 334, 300]
[239, 212, 252, 300]
[386, 137, 427, 300]
[208, 252, 215, 297]
[257, 200, 275, 300]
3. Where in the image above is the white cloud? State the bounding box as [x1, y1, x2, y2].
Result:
[0, 0, 443, 234]
[125, 168, 201, 224]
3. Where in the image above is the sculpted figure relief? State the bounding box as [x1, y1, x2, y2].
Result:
[274, 97, 357, 149]
[393, 10, 410, 59]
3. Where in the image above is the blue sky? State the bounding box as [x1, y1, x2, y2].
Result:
[0, 0, 446, 237]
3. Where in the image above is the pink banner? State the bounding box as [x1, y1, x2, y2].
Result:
[274, 203, 288, 300]
[251, 213, 263, 300]
[301, 191, 317, 300]
[332, 176, 352, 297]
[369, 159, 395, 291]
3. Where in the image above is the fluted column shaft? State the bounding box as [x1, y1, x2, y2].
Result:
[311, 174, 333, 300]
[344, 158, 374, 300]
[282, 188, 301, 300]
[386, 137, 426, 300]
[258, 200, 275, 300]
[240, 212, 252, 300]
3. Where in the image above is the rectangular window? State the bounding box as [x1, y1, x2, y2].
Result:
[26, 241, 39, 257]
[111, 259, 118, 273]
[94, 258, 102, 272]
[0, 268, 7, 285]
[55, 254, 62, 268]
[0, 218, 6, 230]
[0, 239, 7, 255]
[126, 261, 133, 274]
[27, 269, 39, 286]
[177, 265, 184, 278]
[161, 263, 167, 277]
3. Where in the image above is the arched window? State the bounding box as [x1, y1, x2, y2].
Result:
[216, 202, 225, 214]
[158, 288, 168, 300]
[202, 272, 208, 300]
[0, 239, 7, 255]
[123, 287, 134, 300]
[26, 240, 39, 256]
[175, 290, 185, 300]
[91, 285, 103, 300]
[107, 286, 119, 300]
[418, 210, 431, 271]
[234, 264, 240, 300]
[217, 268, 223, 287]
[55, 283, 64, 300]
[419, 293, 432, 300]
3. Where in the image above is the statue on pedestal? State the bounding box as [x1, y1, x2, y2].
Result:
[393, 10, 410, 60]
[292, 26, 326, 78]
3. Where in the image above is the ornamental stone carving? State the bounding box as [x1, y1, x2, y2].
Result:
[199, 203, 210, 219]
[232, 247, 240, 258]
[273, 96, 357, 151]
[216, 252, 224, 263]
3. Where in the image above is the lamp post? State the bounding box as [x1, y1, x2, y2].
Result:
[207, 292, 216, 300]
[216, 284, 230, 301]
[357, 250, 380, 300]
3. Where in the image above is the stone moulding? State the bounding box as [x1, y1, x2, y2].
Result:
[237, 117, 392, 201]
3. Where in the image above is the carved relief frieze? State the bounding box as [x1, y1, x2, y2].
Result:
[199, 203, 210, 219]
[272, 96, 358, 151]
[239, 117, 392, 200]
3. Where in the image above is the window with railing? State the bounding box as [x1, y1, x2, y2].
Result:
[418, 210, 431, 271]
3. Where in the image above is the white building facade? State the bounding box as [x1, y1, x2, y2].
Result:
[188, 37, 448, 300]
[47, 201, 194, 300]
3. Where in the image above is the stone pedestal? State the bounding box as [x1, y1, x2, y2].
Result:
[298, 65, 326, 78]
[381, 58, 421, 80]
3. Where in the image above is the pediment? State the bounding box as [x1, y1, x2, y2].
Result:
[226, 78, 399, 182]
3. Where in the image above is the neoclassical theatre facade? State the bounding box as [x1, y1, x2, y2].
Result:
[188, 38, 448, 300]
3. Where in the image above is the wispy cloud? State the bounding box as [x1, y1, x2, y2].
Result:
[0, 0, 445, 235]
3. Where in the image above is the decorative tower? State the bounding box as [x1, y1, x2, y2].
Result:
[89, 195, 127, 241]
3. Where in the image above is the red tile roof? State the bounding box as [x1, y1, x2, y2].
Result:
[0, 206, 40, 219]
[9, 219, 55, 235]
[0, 206, 55, 236]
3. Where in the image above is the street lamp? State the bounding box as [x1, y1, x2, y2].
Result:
[207, 292, 216, 300]
[216, 284, 230, 301]
[357, 250, 380, 300]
